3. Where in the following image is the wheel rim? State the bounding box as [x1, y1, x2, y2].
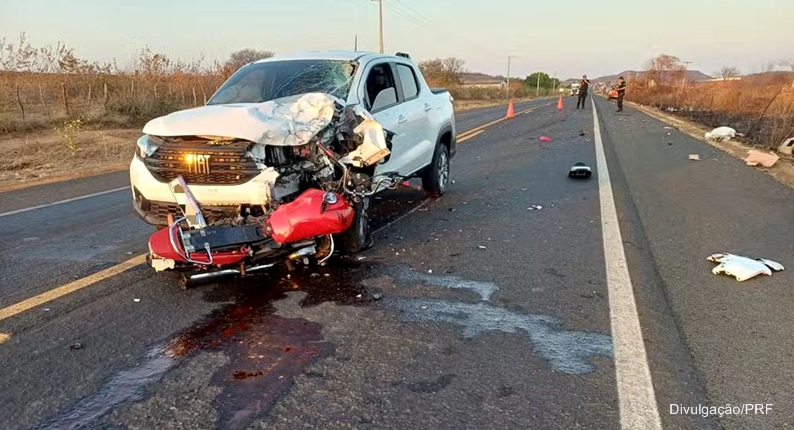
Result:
[438, 151, 449, 192]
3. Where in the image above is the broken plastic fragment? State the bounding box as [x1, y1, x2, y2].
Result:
[568, 162, 592, 179]
[745, 150, 778, 168]
[707, 253, 784, 282]
[689, 154, 701, 161]
[539, 136, 552, 142]
[478, 245, 487, 250]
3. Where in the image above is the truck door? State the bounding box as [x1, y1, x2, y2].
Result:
[360, 62, 411, 177]
[391, 62, 435, 176]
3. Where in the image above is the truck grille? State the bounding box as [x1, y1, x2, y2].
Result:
[143, 139, 260, 185]
[147, 201, 239, 225]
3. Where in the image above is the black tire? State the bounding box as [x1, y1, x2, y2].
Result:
[421, 143, 450, 197]
[337, 196, 373, 254]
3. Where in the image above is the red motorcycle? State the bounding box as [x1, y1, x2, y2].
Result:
[145, 106, 414, 288]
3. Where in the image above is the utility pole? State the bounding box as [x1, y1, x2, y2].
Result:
[372, 0, 384, 54]
[506, 55, 515, 100]
[354, 34, 358, 51]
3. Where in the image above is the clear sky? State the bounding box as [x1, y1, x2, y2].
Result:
[2, 0, 792, 80]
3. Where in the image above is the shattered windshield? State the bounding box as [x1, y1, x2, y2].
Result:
[207, 60, 357, 105]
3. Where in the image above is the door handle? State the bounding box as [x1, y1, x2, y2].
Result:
[398, 115, 407, 124]
[424, 103, 432, 111]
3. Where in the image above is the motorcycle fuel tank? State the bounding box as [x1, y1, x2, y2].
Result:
[267, 189, 355, 244]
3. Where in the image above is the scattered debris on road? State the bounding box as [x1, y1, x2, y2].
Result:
[745, 150, 779, 168]
[70, 342, 83, 351]
[539, 136, 552, 142]
[705, 126, 743, 142]
[778, 137, 794, 155]
[0, 333, 10, 344]
[667, 142, 673, 146]
[133, 298, 140, 303]
[569, 162, 592, 179]
[528, 205, 543, 210]
[579, 130, 586, 136]
[478, 245, 487, 250]
[707, 253, 784, 282]
[689, 154, 701, 161]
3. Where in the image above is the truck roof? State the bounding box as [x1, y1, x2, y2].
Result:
[252, 50, 409, 64]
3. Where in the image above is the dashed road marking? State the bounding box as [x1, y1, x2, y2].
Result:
[0, 254, 147, 322]
[592, 97, 662, 429]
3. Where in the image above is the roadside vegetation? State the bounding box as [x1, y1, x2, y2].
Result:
[626, 54, 794, 150]
[0, 32, 558, 189]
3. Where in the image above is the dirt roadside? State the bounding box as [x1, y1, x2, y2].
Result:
[627, 100, 794, 190]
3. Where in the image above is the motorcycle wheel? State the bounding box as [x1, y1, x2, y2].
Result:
[337, 195, 373, 254]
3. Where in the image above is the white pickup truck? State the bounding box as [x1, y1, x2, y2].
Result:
[131, 50, 456, 237]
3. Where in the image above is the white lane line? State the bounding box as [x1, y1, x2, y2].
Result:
[0, 186, 129, 218]
[592, 98, 662, 430]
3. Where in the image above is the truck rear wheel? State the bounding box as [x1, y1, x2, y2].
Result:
[421, 144, 450, 198]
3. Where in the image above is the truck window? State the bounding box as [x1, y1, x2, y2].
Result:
[208, 60, 357, 105]
[395, 64, 419, 100]
[365, 63, 398, 111]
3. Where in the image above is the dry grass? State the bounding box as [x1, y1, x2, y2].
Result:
[627, 74, 794, 149]
[0, 124, 138, 190]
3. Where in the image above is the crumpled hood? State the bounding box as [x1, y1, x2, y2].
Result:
[142, 93, 342, 146]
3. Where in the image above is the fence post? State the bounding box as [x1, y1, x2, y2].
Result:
[38, 83, 50, 117]
[192, 87, 197, 106]
[87, 83, 93, 108]
[61, 81, 70, 116]
[200, 84, 207, 104]
[15, 83, 26, 120]
[103, 82, 109, 108]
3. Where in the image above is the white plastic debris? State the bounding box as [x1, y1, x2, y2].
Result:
[133, 298, 141, 303]
[707, 253, 784, 282]
[478, 245, 487, 250]
[689, 154, 701, 161]
[705, 126, 738, 142]
[778, 137, 794, 155]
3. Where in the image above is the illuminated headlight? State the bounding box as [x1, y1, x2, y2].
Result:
[136, 135, 161, 158]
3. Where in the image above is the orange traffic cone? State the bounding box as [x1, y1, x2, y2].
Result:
[557, 96, 564, 110]
[506, 98, 516, 118]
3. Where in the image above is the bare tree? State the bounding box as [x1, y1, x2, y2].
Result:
[223, 49, 274, 73]
[418, 57, 466, 86]
[720, 66, 741, 80]
[644, 54, 685, 84]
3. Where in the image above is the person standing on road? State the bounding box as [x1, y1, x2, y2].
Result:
[616, 76, 627, 112]
[576, 74, 591, 109]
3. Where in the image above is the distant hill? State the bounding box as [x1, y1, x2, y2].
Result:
[590, 70, 713, 84]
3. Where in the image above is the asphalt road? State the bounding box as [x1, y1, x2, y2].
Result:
[0, 96, 791, 430]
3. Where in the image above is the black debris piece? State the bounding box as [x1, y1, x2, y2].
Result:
[568, 162, 592, 179]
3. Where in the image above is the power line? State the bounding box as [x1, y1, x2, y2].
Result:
[392, 0, 431, 27]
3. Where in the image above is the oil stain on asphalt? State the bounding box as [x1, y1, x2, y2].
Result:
[36, 253, 613, 429]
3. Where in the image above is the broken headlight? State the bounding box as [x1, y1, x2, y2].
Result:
[136, 135, 161, 158]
